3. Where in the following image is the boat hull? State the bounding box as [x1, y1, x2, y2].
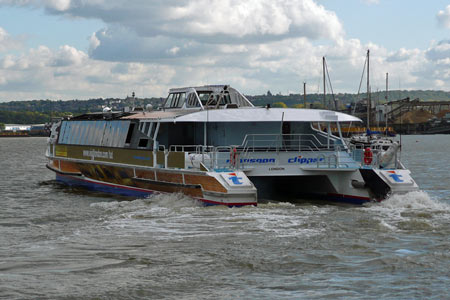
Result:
[55, 171, 372, 206]
[56, 173, 154, 198]
[46, 142, 417, 207]
[249, 175, 372, 205]
[50, 160, 257, 207]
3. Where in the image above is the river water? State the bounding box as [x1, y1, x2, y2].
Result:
[0, 136, 449, 299]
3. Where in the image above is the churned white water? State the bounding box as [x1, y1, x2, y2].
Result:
[0, 136, 449, 299]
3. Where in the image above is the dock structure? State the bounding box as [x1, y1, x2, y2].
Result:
[346, 97, 450, 135]
[384, 98, 450, 134]
[386, 98, 450, 122]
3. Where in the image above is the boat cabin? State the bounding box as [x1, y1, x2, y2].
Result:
[55, 85, 361, 170]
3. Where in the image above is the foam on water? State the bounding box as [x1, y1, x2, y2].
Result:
[361, 191, 450, 232]
[380, 191, 449, 211]
[90, 192, 201, 212]
[88, 194, 330, 241]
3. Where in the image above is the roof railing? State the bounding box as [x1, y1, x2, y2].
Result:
[241, 133, 339, 153]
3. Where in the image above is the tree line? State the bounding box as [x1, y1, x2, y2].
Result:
[0, 111, 71, 124]
[1, 90, 450, 124]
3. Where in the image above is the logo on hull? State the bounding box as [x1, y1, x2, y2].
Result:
[228, 173, 243, 185]
[225, 158, 276, 164]
[387, 171, 404, 182]
[288, 156, 324, 164]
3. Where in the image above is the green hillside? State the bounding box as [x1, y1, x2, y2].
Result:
[1, 90, 450, 124]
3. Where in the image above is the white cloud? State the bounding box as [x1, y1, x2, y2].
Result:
[2, 1, 450, 100]
[52, 45, 87, 66]
[1, 45, 86, 70]
[437, 5, 450, 28]
[0, 27, 24, 52]
[45, 0, 70, 11]
[167, 46, 180, 55]
[0, 44, 177, 100]
[426, 40, 450, 60]
[0, 0, 71, 10]
[3, 33, 450, 101]
[361, 0, 380, 5]
[14, 0, 344, 43]
[386, 48, 421, 62]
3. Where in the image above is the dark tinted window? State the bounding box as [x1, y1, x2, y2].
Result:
[125, 123, 135, 144]
[138, 138, 148, 148]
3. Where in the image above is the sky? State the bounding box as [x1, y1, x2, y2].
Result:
[0, 0, 450, 101]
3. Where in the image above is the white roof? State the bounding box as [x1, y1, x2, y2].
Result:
[161, 108, 361, 123]
[121, 110, 194, 120]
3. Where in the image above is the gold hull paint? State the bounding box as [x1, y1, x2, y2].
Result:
[49, 144, 257, 206]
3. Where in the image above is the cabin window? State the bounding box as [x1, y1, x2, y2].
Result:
[95, 121, 106, 145]
[219, 92, 231, 105]
[109, 121, 119, 147]
[173, 93, 181, 107]
[138, 138, 148, 148]
[164, 93, 186, 108]
[125, 123, 135, 144]
[177, 93, 186, 108]
[206, 94, 218, 106]
[197, 91, 212, 105]
[58, 120, 130, 147]
[186, 93, 200, 107]
[142, 122, 149, 135]
[58, 121, 68, 144]
[164, 93, 175, 108]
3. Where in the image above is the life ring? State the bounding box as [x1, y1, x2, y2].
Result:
[230, 147, 237, 167]
[363, 147, 373, 165]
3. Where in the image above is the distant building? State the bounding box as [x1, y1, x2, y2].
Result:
[4, 124, 31, 131]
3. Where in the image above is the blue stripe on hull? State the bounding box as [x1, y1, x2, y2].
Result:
[55, 174, 257, 207]
[55, 174, 153, 198]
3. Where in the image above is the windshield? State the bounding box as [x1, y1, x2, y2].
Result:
[164, 93, 186, 108]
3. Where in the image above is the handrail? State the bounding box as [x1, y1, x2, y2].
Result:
[170, 133, 338, 154]
[316, 153, 339, 168]
[240, 133, 340, 152]
[168, 133, 394, 171]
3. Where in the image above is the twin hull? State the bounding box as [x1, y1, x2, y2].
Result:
[45, 144, 419, 206]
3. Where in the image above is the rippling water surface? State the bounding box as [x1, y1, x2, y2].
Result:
[0, 136, 449, 299]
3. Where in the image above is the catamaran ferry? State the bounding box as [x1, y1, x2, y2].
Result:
[45, 85, 419, 206]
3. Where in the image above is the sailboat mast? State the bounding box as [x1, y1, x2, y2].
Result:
[385, 72, 389, 132]
[323, 56, 326, 108]
[303, 81, 307, 108]
[366, 50, 370, 130]
[385, 72, 389, 102]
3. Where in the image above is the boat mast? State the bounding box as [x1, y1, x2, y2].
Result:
[385, 72, 389, 132]
[323, 56, 326, 109]
[366, 50, 370, 130]
[303, 81, 307, 108]
[385, 72, 389, 102]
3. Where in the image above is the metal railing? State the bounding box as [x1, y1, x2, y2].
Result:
[166, 132, 408, 171]
[349, 146, 401, 169]
[241, 133, 341, 153]
[166, 133, 347, 170]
